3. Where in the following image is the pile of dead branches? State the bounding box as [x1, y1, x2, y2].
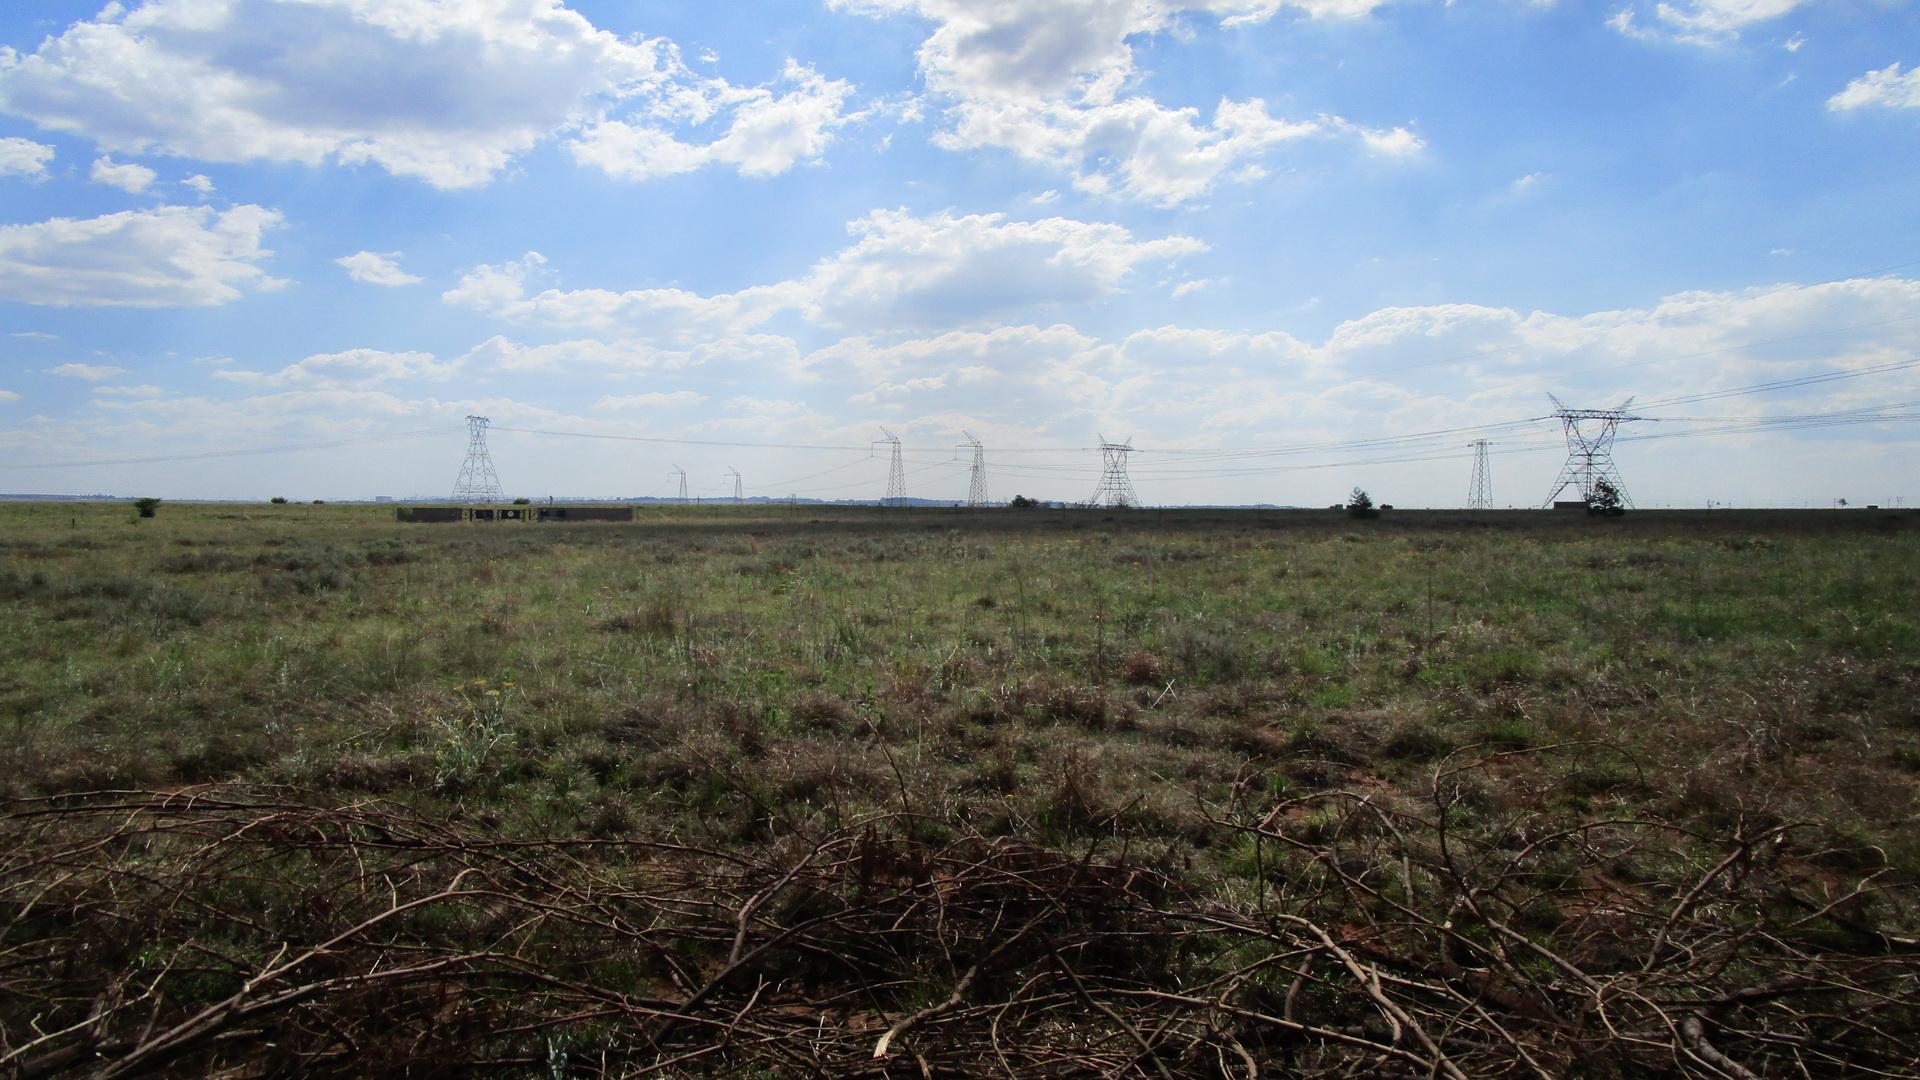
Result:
[2, 763, 1915, 1077]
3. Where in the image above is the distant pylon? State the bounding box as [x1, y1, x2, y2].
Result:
[670, 465, 688, 504]
[875, 427, 906, 506]
[1090, 435, 1139, 508]
[959, 431, 988, 508]
[1467, 439, 1493, 509]
[727, 466, 743, 504]
[1543, 396, 1643, 507]
[451, 415, 503, 504]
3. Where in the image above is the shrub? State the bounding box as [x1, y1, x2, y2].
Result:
[133, 497, 162, 519]
[269, 497, 288, 505]
[513, 497, 533, 505]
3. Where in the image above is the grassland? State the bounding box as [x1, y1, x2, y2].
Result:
[2, 501, 1917, 1076]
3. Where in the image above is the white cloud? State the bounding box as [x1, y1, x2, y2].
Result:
[803, 208, 1205, 330]
[1829, 63, 1920, 112]
[0, 0, 852, 189]
[0, 137, 54, 179]
[1510, 171, 1547, 195]
[48, 362, 127, 380]
[458, 333, 801, 376]
[335, 250, 423, 286]
[448, 208, 1202, 338]
[1172, 277, 1224, 297]
[0, 204, 283, 307]
[213, 348, 457, 388]
[181, 173, 214, 195]
[1784, 33, 1805, 52]
[89, 155, 155, 193]
[592, 390, 707, 410]
[1610, 0, 1807, 44]
[93, 383, 167, 397]
[445, 252, 799, 340]
[832, 0, 1410, 204]
[0, 389, 20, 402]
[571, 61, 855, 180]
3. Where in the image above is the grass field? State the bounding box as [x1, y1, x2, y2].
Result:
[3, 501, 1917, 1076]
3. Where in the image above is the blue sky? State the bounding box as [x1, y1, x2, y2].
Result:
[1, 0, 1917, 506]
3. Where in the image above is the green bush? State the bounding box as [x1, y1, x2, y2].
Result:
[133, 497, 162, 519]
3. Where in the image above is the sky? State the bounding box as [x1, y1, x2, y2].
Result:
[0, 0, 1917, 507]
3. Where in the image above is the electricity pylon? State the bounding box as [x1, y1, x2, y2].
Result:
[958, 431, 988, 507]
[726, 466, 743, 504]
[1467, 439, 1493, 509]
[1090, 435, 1139, 508]
[451, 414, 503, 504]
[1543, 396, 1643, 507]
[875, 427, 906, 506]
[670, 465, 688, 504]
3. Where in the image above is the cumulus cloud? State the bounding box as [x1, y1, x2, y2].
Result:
[592, 390, 707, 410]
[0, 389, 19, 402]
[181, 174, 214, 195]
[447, 208, 1202, 339]
[445, 253, 800, 340]
[0, 0, 856, 189]
[47, 362, 128, 380]
[571, 61, 855, 180]
[0, 204, 283, 307]
[1609, 0, 1807, 43]
[0, 137, 54, 179]
[89, 155, 155, 193]
[335, 250, 423, 286]
[213, 348, 457, 388]
[1829, 63, 1920, 112]
[832, 0, 1411, 203]
[805, 209, 1204, 329]
[456, 333, 802, 376]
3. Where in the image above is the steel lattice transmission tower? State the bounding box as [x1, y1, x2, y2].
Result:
[1467, 439, 1493, 510]
[959, 431, 988, 508]
[1090, 435, 1139, 508]
[726, 466, 743, 504]
[670, 465, 688, 504]
[451, 415, 504, 504]
[875, 427, 906, 506]
[1543, 396, 1643, 508]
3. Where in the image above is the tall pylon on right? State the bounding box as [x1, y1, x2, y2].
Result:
[1090, 435, 1139, 508]
[451, 414, 503, 504]
[959, 431, 988, 507]
[1467, 439, 1493, 509]
[875, 428, 906, 506]
[1543, 396, 1643, 507]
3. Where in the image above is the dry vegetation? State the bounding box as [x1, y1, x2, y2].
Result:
[2, 500, 1917, 1077]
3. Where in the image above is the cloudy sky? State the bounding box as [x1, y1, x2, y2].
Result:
[1, 0, 1916, 506]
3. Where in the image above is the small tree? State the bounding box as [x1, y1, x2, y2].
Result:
[512, 496, 532, 505]
[1587, 480, 1625, 517]
[269, 496, 288, 505]
[1346, 487, 1378, 519]
[133, 497, 161, 519]
[1009, 494, 1038, 509]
